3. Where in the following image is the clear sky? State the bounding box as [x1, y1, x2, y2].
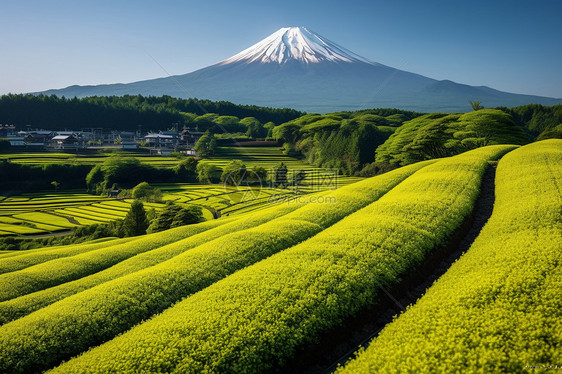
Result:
[1, 0, 561, 98]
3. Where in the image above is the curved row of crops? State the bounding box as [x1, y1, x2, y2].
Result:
[336, 139, 562, 373]
[42, 145, 514, 374]
[0, 216, 234, 301]
[0, 236, 135, 275]
[0, 199, 310, 324]
[0, 159, 429, 373]
[0, 236, 122, 260]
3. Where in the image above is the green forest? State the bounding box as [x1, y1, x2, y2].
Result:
[0, 94, 303, 131]
[1, 94, 561, 178]
[271, 105, 561, 175]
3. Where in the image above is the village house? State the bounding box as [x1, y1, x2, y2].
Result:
[144, 129, 204, 154]
[19, 130, 54, 150]
[50, 134, 79, 150]
[144, 131, 182, 154]
[179, 129, 205, 148]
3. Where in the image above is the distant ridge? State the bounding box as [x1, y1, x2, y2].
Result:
[36, 27, 562, 113]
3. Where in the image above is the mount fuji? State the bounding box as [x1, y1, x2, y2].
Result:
[38, 27, 561, 112]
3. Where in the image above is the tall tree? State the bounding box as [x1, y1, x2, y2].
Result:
[123, 200, 149, 237]
[170, 206, 204, 228]
[196, 163, 222, 184]
[147, 201, 182, 233]
[221, 160, 247, 186]
[273, 162, 288, 188]
[469, 100, 484, 111]
[174, 157, 199, 182]
[101, 156, 147, 189]
[85, 165, 104, 193]
[194, 132, 217, 157]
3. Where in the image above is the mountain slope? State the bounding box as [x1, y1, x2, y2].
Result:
[37, 27, 562, 113]
[218, 26, 370, 64]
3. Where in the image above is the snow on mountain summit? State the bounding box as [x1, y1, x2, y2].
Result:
[37, 26, 562, 112]
[219, 27, 372, 65]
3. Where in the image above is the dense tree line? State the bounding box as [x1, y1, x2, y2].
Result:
[3, 97, 559, 184]
[270, 105, 560, 175]
[160, 97, 303, 125]
[86, 156, 200, 194]
[496, 104, 562, 136]
[537, 124, 562, 140]
[272, 109, 421, 175]
[0, 94, 303, 131]
[0, 161, 92, 191]
[0, 155, 199, 193]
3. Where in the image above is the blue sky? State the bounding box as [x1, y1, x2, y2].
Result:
[1, 0, 561, 98]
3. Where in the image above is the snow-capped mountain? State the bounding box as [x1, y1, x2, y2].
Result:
[37, 27, 561, 112]
[219, 27, 370, 65]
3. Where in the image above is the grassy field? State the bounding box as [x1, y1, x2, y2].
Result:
[1, 143, 557, 373]
[0, 155, 431, 373]
[336, 139, 562, 373]
[40, 145, 514, 374]
[0, 147, 362, 186]
[0, 146, 362, 236]
[206, 147, 364, 191]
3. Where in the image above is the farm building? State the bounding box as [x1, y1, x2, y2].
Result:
[20, 131, 54, 149]
[179, 129, 204, 148]
[51, 135, 80, 150]
[144, 133, 178, 149]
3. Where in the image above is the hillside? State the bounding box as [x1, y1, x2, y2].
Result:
[34, 27, 562, 113]
[272, 108, 539, 175]
[373, 109, 532, 170]
[337, 140, 561, 373]
[2, 96, 559, 180]
[0, 140, 559, 373]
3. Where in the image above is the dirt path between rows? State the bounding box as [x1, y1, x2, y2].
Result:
[278, 163, 498, 374]
[54, 213, 81, 225]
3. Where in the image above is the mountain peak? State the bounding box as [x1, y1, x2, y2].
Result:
[219, 26, 372, 65]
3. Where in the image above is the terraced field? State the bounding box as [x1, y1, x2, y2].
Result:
[1, 147, 361, 236]
[0, 192, 160, 236]
[0, 147, 363, 189]
[0, 152, 182, 168]
[0, 193, 111, 235]
[0, 141, 559, 373]
[205, 147, 364, 192]
[0, 185, 298, 236]
[158, 184, 294, 217]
